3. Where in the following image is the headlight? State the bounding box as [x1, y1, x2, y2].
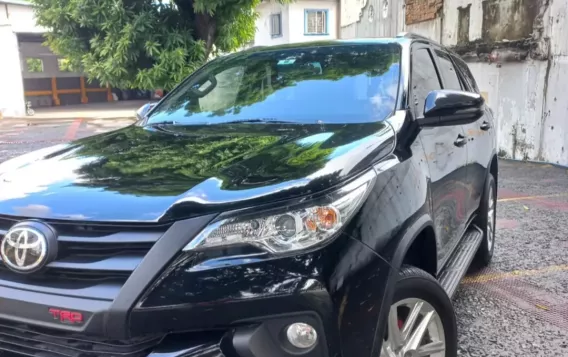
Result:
[183, 170, 376, 254]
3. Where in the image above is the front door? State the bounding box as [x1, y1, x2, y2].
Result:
[450, 54, 495, 218]
[411, 45, 469, 267]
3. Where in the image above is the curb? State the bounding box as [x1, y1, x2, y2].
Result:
[1, 116, 136, 123]
[499, 157, 568, 170]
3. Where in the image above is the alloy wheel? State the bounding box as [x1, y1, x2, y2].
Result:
[380, 298, 446, 357]
[487, 185, 495, 251]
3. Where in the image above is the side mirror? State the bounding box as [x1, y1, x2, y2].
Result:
[136, 102, 157, 121]
[418, 90, 484, 127]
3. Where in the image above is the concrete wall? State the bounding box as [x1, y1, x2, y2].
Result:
[254, 0, 337, 46]
[340, 0, 568, 166]
[539, 0, 568, 165]
[341, 0, 405, 38]
[468, 61, 547, 161]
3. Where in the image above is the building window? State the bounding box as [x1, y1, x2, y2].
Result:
[305, 9, 328, 35]
[26, 58, 43, 73]
[58, 58, 73, 72]
[270, 13, 282, 37]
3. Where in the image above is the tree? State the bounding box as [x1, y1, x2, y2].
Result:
[31, 0, 288, 90]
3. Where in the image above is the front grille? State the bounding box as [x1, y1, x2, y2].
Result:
[0, 322, 163, 357]
[0, 215, 170, 299]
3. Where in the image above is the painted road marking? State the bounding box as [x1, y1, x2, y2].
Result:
[463, 264, 568, 284]
[497, 192, 568, 203]
[64, 119, 83, 141]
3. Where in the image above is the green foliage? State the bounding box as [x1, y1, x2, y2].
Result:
[57, 58, 75, 72]
[31, 0, 289, 90]
[26, 58, 43, 72]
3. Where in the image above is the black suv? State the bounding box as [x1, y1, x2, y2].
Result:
[0, 33, 496, 357]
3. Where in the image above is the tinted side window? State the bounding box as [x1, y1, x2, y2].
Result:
[452, 56, 480, 93]
[434, 50, 462, 90]
[411, 48, 441, 117]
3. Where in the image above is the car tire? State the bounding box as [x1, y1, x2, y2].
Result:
[380, 266, 457, 357]
[471, 173, 496, 271]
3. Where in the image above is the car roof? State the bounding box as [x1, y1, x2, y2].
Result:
[241, 32, 451, 55]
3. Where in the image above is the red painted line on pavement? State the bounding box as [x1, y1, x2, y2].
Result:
[497, 188, 525, 200]
[496, 218, 519, 230]
[64, 119, 83, 141]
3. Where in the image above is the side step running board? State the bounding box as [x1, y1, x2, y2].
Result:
[438, 225, 484, 298]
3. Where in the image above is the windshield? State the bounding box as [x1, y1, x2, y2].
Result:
[147, 43, 401, 125]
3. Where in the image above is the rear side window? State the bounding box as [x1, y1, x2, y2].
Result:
[434, 50, 462, 90]
[452, 56, 480, 93]
[411, 48, 441, 118]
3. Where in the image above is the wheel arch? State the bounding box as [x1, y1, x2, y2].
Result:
[390, 214, 437, 273]
[489, 153, 498, 185]
[370, 213, 438, 356]
[401, 225, 437, 277]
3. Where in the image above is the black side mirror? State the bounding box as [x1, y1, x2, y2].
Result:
[417, 90, 484, 127]
[136, 102, 157, 121]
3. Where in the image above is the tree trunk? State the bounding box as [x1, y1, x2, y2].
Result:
[195, 13, 217, 59]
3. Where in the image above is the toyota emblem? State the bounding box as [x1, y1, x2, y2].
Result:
[0, 221, 58, 273]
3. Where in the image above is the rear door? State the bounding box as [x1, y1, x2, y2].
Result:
[411, 44, 469, 267]
[435, 49, 493, 221]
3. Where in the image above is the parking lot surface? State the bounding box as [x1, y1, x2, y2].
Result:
[0, 118, 567, 356]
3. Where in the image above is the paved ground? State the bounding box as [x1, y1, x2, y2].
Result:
[0, 119, 567, 356]
[456, 160, 568, 357]
[5, 100, 146, 120]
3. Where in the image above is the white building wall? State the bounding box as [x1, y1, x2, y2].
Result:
[0, 2, 45, 117]
[441, 0, 483, 46]
[0, 3, 34, 117]
[0, 25, 26, 117]
[254, 0, 337, 46]
[467, 61, 547, 160]
[288, 0, 337, 43]
[5, 4, 45, 33]
[406, 18, 440, 42]
[539, 0, 568, 165]
[340, 0, 404, 39]
[255, 2, 290, 46]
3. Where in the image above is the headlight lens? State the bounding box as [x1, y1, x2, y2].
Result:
[183, 171, 376, 254]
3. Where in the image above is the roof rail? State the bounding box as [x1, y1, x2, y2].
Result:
[396, 32, 433, 41]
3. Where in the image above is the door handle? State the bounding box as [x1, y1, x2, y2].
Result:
[480, 121, 491, 131]
[454, 134, 467, 147]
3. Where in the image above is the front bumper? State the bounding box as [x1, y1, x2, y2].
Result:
[0, 214, 392, 357]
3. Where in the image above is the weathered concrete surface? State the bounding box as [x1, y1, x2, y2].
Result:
[340, 0, 568, 166]
[1, 122, 568, 356]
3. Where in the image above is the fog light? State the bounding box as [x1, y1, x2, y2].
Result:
[286, 322, 318, 349]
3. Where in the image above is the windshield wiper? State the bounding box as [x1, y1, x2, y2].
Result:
[146, 118, 295, 127]
[148, 120, 177, 126]
[227, 118, 294, 124]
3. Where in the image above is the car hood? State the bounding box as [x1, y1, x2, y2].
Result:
[0, 122, 394, 222]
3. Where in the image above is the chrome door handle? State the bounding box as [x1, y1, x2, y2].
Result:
[454, 134, 467, 147]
